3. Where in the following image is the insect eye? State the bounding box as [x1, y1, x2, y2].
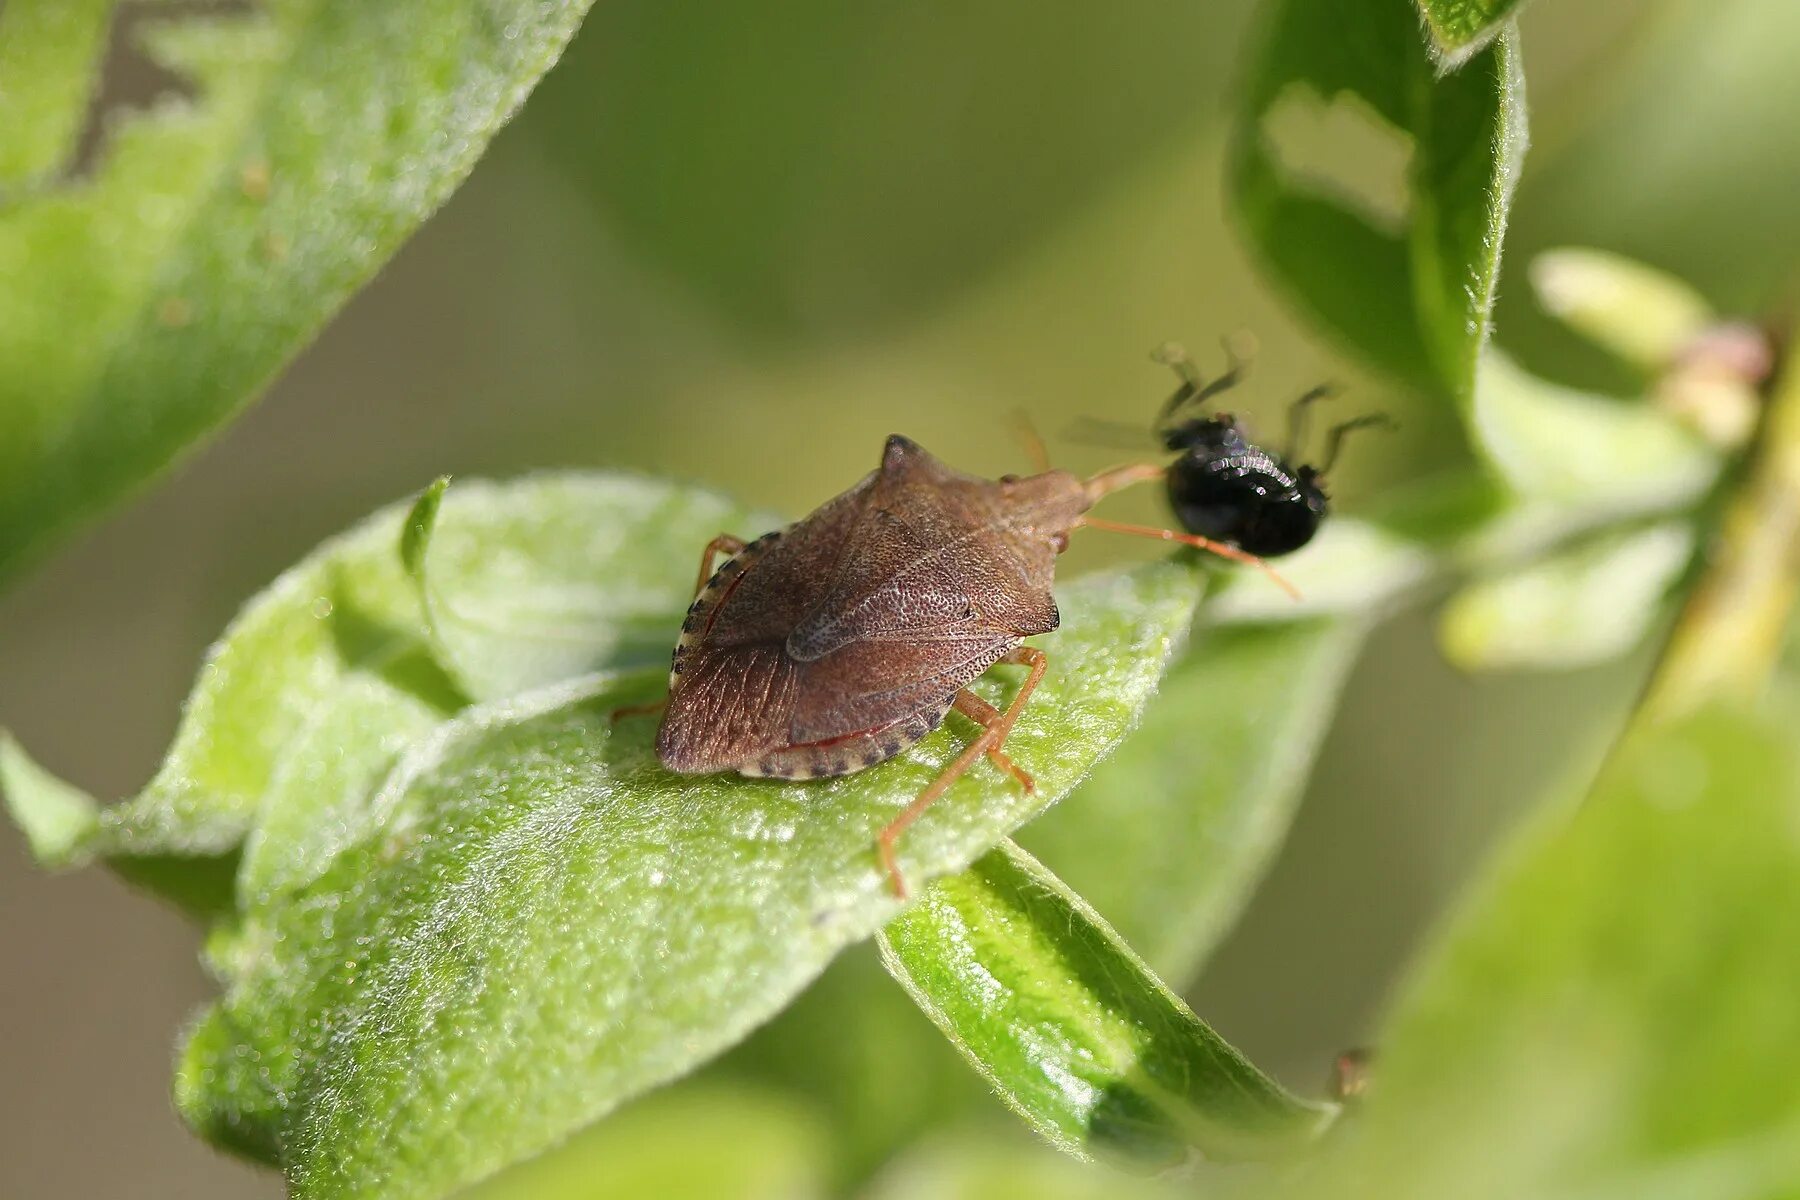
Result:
[1049, 532, 1070, 553]
[999, 473, 1020, 485]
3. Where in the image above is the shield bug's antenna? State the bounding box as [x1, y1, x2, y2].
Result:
[1008, 408, 1053, 473]
[1077, 462, 1301, 599]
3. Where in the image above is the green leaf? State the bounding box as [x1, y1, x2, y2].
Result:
[1206, 518, 1433, 624]
[1414, 0, 1527, 69]
[1469, 351, 1719, 516]
[55, 488, 458, 907]
[1319, 700, 1800, 1199]
[1529, 248, 1716, 373]
[1229, 0, 1526, 402]
[1023, 618, 1368, 981]
[712, 944, 997, 1192]
[402, 474, 776, 701]
[866, 1137, 1190, 1200]
[0, 0, 596, 583]
[1439, 522, 1693, 672]
[530, 2, 1253, 340]
[879, 841, 1336, 1168]
[19, 472, 772, 922]
[174, 545, 1203, 1197]
[0, 0, 112, 189]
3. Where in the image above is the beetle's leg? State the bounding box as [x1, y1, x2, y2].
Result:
[876, 647, 1047, 899]
[693, 534, 749, 597]
[1283, 383, 1336, 461]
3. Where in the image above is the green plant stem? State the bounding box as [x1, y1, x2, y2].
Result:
[1641, 323, 1800, 720]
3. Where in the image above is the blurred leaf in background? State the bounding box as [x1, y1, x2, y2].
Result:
[1023, 617, 1368, 983]
[529, 2, 1249, 341]
[0, 0, 595, 584]
[1498, 0, 1800, 385]
[1310, 698, 1800, 1200]
[1230, 0, 1525, 403]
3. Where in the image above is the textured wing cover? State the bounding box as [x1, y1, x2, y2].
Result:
[657, 436, 1082, 773]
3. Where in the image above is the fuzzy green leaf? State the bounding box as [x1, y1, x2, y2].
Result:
[162, 489, 1201, 1197]
[1316, 700, 1800, 1199]
[402, 474, 776, 701]
[0, 0, 596, 583]
[18, 474, 768, 920]
[1414, 0, 1528, 68]
[45, 487, 459, 913]
[879, 841, 1336, 1168]
[0, 732, 100, 867]
[1023, 618, 1368, 982]
[1230, 0, 1526, 402]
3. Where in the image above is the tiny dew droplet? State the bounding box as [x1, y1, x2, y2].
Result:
[310, 597, 334, 619]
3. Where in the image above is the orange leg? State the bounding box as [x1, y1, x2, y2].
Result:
[615, 533, 748, 725]
[693, 534, 748, 597]
[877, 646, 1048, 899]
[609, 696, 668, 723]
[950, 690, 1034, 791]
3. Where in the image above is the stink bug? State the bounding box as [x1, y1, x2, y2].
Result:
[635, 430, 1292, 898]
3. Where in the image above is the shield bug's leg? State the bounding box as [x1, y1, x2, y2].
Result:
[876, 646, 1048, 899]
[693, 534, 749, 597]
[950, 691, 1032, 790]
[617, 532, 750, 725]
[608, 696, 668, 723]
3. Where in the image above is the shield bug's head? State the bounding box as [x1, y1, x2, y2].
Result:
[1151, 344, 1389, 558]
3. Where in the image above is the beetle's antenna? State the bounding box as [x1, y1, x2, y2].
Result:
[1283, 383, 1337, 460]
[1318, 414, 1396, 473]
[1074, 515, 1302, 601]
[1009, 408, 1052, 473]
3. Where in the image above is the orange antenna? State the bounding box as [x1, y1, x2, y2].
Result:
[1009, 408, 1052, 473]
[1079, 462, 1301, 600]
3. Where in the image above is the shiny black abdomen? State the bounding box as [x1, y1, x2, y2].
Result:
[1165, 442, 1327, 557]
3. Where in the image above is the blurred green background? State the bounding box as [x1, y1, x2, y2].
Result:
[3, 0, 1796, 1194]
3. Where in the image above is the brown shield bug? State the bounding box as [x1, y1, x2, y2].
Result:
[636, 431, 1294, 898]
